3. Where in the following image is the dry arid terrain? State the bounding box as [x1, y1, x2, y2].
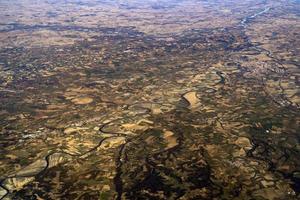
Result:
[0, 0, 299, 199]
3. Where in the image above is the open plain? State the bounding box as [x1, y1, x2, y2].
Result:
[0, 0, 299, 199]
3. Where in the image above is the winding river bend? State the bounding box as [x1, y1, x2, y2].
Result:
[240, 7, 271, 27]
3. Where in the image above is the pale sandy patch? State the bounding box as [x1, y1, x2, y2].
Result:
[183, 91, 200, 108]
[71, 97, 93, 105]
[163, 130, 178, 149]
